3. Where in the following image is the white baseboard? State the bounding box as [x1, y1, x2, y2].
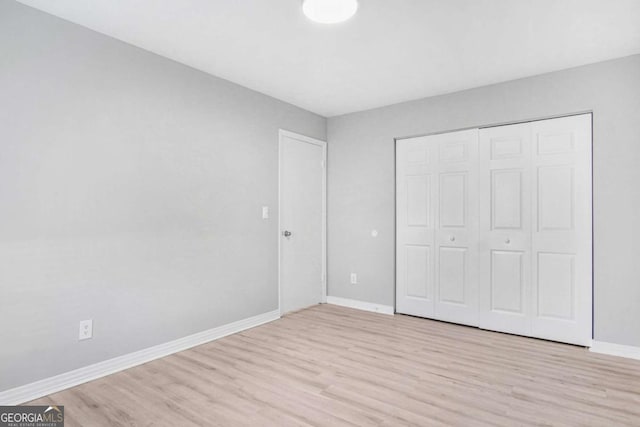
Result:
[327, 296, 394, 315]
[590, 341, 640, 361]
[0, 309, 281, 405]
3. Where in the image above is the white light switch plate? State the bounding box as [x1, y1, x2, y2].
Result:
[262, 206, 269, 219]
[79, 319, 93, 340]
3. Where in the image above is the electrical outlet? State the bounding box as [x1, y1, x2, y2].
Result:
[79, 319, 93, 340]
[350, 273, 358, 284]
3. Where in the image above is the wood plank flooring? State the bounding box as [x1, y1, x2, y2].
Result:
[30, 304, 640, 426]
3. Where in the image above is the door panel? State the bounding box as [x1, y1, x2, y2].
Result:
[432, 130, 479, 326]
[531, 114, 592, 346]
[491, 170, 523, 229]
[537, 252, 575, 320]
[396, 136, 435, 318]
[431, 129, 478, 326]
[406, 175, 430, 226]
[490, 250, 525, 314]
[536, 131, 575, 155]
[537, 166, 575, 231]
[439, 173, 467, 228]
[438, 247, 467, 304]
[478, 114, 592, 344]
[479, 122, 532, 335]
[490, 137, 523, 160]
[396, 129, 478, 324]
[406, 245, 431, 298]
[279, 132, 325, 314]
[439, 141, 469, 162]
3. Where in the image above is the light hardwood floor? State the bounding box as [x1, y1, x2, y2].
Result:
[30, 304, 640, 426]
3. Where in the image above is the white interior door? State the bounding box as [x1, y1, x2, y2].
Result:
[479, 122, 533, 336]
[279, 130, 326, 315]
[396, 129, 479, 326]
[396, 135, 436, 318]
[432, 130, 479, 326]
[478, 114, 592, 346]
[530, 115, 592, 346]
[397, 114, 592, 346]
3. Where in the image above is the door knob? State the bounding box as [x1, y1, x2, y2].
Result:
[283, 230, 292, 237]
[505, 238, 511, 244]
[449, 236, 455, 242]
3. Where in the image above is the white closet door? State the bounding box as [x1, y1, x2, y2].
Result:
[396, 129, 479, 326]
[398, 115, 591, 346]
[479, 123, 532, 336]
[478, 114, 592, 345]
[530, 114, 592, 346]
[396, 135, 435, 318]
[432, 130, 479, 326]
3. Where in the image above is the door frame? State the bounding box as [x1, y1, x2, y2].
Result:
[278, 129, 327, 315]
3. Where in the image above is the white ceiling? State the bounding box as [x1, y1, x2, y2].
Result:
[17, 0, 640, 117]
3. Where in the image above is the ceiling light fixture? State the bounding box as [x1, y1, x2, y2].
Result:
[302, 0, 359, 24]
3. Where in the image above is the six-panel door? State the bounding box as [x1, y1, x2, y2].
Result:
[396, 114, 592, 346]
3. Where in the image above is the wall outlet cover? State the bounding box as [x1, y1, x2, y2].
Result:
[79, 319, 93, 341]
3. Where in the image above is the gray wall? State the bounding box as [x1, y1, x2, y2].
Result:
[0, 0, 325, 392]
[327, 54, 640, 348]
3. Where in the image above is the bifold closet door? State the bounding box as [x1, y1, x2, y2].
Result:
[396, 135, 434, 318]
[478, 123, 532, 336]
[529, 115, 592, 346]
[396, 129, 479, 326]
[397, 114, 591, 346]
[478, 114, 592, 346]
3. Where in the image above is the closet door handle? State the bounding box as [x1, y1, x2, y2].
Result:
[449, 236, 456, 242]
[505, 238, 511, 244]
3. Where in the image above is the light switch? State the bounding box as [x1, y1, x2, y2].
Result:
[262, 206, 269, 219]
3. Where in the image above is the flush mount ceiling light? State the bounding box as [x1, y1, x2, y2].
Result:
[302, 0, 359, 24]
